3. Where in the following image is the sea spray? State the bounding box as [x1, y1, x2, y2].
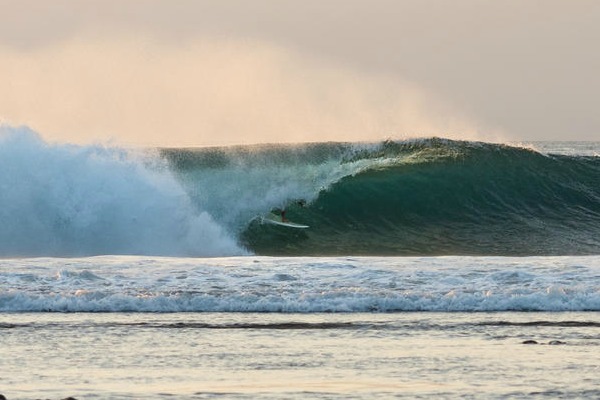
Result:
[0, 126, 242, 257]
[161, 142, 389, 233]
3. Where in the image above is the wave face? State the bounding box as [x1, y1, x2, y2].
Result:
[164, 138, 600, 256]
[0, 126, 242, 257]
[1, 126, 599, 257]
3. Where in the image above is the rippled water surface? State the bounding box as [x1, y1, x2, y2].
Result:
[1, 312, 599, 399]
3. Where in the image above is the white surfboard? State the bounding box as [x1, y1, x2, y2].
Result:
[263, 213, 309, 229]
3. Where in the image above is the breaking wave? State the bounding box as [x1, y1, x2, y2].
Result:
[1, 125, 599, 256]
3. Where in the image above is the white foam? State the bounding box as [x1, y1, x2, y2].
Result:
[1, 255, 599, 312]
[0, 126, 243, 257]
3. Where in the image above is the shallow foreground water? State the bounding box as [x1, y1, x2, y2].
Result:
[1, 311, 599, 399]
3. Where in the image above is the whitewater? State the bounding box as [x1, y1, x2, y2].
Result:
[1, 125, 599, 399]
[2, 256, 600, 313]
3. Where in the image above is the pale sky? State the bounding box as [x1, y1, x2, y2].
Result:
[0, 0, 598, 146]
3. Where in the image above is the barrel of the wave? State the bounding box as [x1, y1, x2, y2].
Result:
[239, 139, 600, 256]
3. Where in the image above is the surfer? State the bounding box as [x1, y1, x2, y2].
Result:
[280, 199, 306, 222]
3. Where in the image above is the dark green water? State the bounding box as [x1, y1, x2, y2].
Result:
[163, 139, 600, 256]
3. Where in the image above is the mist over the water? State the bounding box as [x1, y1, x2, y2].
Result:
[2, 1, 599, 144]
[0, 37, 490, 147]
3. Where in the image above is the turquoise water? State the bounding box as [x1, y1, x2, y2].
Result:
[167, 139, 600, 256]
[1, 128, 599, 257]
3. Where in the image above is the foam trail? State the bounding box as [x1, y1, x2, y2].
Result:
[0, 126, 243, 257]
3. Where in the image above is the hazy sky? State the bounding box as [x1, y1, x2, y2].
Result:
[1, 0, 598, 146]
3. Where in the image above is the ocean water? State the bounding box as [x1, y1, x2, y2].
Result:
[0, 126, 599, 399]
[3, 310, 600, 399]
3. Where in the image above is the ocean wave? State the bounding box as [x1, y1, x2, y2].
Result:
[164, 138, 600, 255]
[2, 255, 599, 313]
[1, 125, 599, 257]
[3, 288, 600, 313]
